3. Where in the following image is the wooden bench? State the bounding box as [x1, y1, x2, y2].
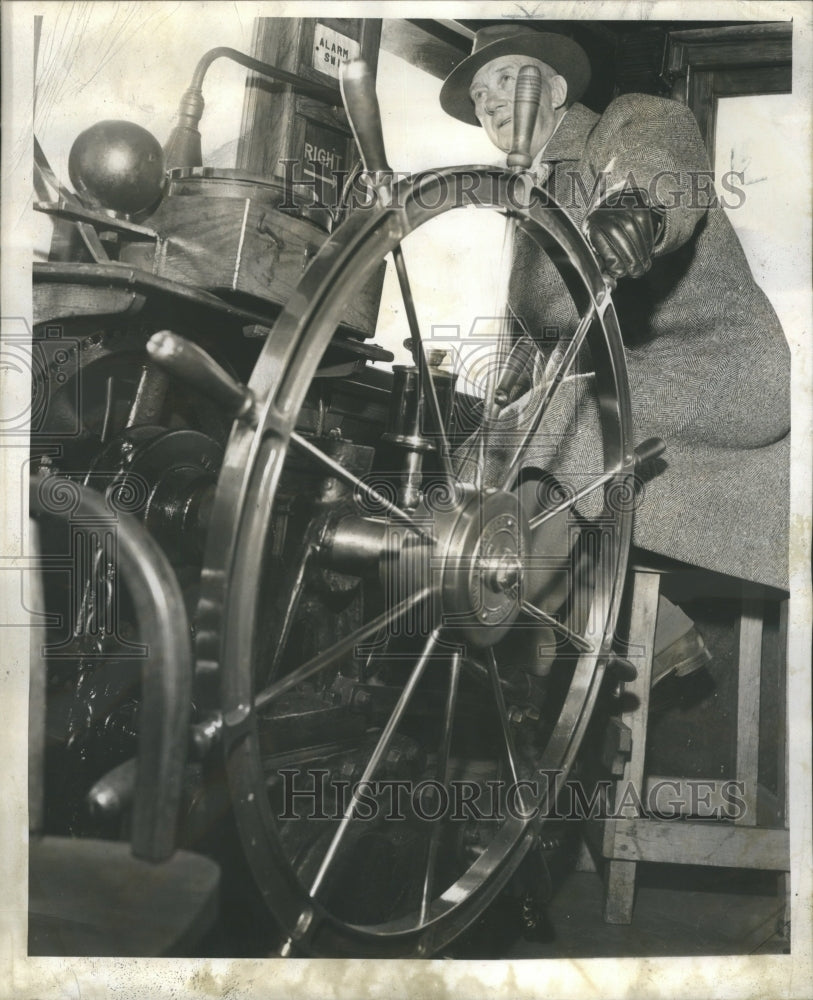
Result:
[599, 558, 790, 931]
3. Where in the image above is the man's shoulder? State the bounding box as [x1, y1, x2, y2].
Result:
[550, 95, 699, 165]
[595, 93, 697, 129]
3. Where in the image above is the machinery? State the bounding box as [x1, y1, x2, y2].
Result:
[30, 31, 646, 957]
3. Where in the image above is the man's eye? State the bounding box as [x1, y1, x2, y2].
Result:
[500, 73, 515, 86]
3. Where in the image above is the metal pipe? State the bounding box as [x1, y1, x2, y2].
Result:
[189, 46, 338, 101]
[165, 46, 339, 171]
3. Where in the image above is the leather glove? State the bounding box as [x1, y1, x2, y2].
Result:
[584, 188, 665, 280]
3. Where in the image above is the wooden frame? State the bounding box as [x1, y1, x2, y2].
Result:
[663, 22, 792, 162]
[236, 17, 382, 180]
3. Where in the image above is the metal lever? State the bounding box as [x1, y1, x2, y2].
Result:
[608, 655, 638, 682]
[340, 59, 391, 175]
[633, 437, 666, 470]
[507, 65, 542, 169]
[494, 337, 537, 409]
[147, 330, 257, 424]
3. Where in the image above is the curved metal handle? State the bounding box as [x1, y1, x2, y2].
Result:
[340, 59, 391, 175]
[507, 64, 542, 169]
[30, 477, 192, 862]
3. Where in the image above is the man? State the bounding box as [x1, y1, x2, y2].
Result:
[441, 25, 790, 679]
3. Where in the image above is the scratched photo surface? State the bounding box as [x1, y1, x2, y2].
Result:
[1, 2, 811, 998]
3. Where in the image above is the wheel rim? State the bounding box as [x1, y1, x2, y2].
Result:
[196, 168, 634, 957]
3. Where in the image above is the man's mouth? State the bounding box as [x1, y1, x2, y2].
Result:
[497, 115, 512, 130]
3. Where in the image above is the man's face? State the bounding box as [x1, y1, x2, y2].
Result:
[469, 55, 566, 156]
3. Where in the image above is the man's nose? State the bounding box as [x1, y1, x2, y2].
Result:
[484, 90, 508, 115]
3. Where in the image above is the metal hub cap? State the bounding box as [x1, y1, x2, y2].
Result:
[436, 489, 529, 647]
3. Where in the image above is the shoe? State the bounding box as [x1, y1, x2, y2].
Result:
[651, 626, 712, 686]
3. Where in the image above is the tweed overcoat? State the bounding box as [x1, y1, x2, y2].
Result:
[468, 94, 790, 590]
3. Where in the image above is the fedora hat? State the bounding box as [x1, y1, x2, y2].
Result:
[440, 25, 590, 126]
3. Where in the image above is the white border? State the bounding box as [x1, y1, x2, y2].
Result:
[1, 2, 810, 998]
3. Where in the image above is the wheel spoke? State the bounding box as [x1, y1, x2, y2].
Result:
[392, 246, 454, 480]
[309, 627, 443, 898]
[483, 220, 518, 413]
[520, 599, 594, 653]
[290, 431, 436, 544]
[480, 220, 520, 477]
[474, 329, 537, 490]
[475, 428, 485, 491]
[358, 632, 390, 683]
[484, 649, 523, 793]
[498, 304, 596, 492]
[420, 648, 461, 924]
[528, 466, 620, 531]
[254, 586, 433, 712]
[262, 539, 315, 687]
[100, 375, 117, 445]
[461, 654, 522, 698]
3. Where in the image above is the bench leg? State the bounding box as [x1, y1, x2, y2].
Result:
[604, 859, 638, 923]
[735, 583, 764, 827]
[603, 569, 660, 924]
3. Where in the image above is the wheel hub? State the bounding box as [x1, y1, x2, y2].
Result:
[324, 486, 531, 648]
[430, 487, 529, 648]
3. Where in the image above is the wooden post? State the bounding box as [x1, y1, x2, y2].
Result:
[236, 17, 381, 192]
[603, 569, 660, 924]
[735, 582, 764, 827]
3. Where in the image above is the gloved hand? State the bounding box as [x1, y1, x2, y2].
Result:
[584, 188, 665, 280]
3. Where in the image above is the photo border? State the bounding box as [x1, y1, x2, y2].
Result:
[2, 2, 810, 997]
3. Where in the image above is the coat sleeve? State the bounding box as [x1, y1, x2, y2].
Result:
[583, 94, 715, 256]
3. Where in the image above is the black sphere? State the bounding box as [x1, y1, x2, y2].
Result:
[68, 120, 165, 216]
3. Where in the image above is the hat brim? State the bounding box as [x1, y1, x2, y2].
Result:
[440, 32, 590, 127]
